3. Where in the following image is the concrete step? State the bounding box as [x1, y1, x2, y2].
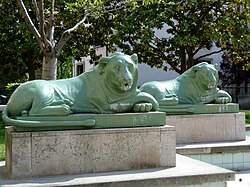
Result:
[177, 136, 250, 171]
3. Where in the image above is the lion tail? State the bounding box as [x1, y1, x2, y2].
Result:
[2, 108, 96, 130]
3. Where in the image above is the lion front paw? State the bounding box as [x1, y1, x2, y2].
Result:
[214, 97, 231, 104]
[110, 103, 133, 112]
[133, 103, 153, 112]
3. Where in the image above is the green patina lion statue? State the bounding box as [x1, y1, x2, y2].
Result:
[140, 62, 232, 107]
[3, 52, 158, 128]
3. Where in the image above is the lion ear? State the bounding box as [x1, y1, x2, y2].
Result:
[130, 54, 138, 64]
[214, 63, 219, 70]
[98, 56, 110, 74]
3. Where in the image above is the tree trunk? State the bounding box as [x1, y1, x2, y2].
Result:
[27, 58, 36, 80]
[42, 52, 57, 80]
[186, 46, 194, 69]
[179, 46, 186, 73]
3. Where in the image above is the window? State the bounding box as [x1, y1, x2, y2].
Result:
[76, 64, 84, 76]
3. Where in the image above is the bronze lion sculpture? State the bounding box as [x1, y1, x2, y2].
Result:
[140, 62, 232, 106]
[3, 52, 158, 127]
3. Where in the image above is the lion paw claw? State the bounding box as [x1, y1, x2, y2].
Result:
[133, 103, 153, 112]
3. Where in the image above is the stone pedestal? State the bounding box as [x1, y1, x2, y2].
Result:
[166, 112, 245, 144]
[5, 125, 176, 178]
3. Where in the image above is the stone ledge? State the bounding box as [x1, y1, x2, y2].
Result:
[0, 155, 235, 187]
[177, 136, 250, 155]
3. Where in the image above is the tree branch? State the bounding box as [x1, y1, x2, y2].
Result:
[55, 15, 89, 55]
[195, 49, 224, 61]
[47, 0, 55, 42]
[17, 0, 43, 49]
[54, 1, 138, 56]
[193, 42, 205, 55]
[149, 37, 182, 74]
[37, 0, 45, 39]
[32, 0, 39, 18]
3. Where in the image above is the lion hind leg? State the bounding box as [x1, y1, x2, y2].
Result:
[159, 95, 179, 106]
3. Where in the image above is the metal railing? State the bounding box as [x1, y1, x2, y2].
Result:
[222, 86, 250, 109]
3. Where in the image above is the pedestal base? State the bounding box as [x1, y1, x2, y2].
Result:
[5, 125, 176, 178]
[166, 112, 245, 144]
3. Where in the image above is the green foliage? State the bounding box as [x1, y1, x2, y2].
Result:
[246, 111, 250, 124]
[57, 56, 73, 79]
[58, 0, 143, 63]
[110, 0, 250, 74]
[0, 0, 42, 86]
[4, 0, 250, 82]
[218, 1, 250, 71]
[11, 0, 157, 80]
[0, 0, 164, 82]
[6, 83, 21, 91]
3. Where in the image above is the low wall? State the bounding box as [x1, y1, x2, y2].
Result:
[166, 113, 245, 144]
[6, 125, 176, 178]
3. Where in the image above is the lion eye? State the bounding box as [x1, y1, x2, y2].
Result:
[128, 63, 133, 70]
[116, 65, 121, 72]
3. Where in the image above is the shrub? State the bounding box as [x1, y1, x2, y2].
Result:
[246, 111, 250, 124]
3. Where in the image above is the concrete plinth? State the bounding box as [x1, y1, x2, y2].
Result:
[5, 125, 176, 178]
[166, 112, 245, 144]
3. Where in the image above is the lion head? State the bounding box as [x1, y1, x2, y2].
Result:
[98, 52, 139, 95]
[187, 62, 219, 91]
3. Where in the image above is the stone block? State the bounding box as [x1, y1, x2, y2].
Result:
[5, 127, 32, 178]
[5, 125, 176, 178]
[166, 112, 245, 144]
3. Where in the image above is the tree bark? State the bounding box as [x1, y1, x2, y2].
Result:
[42, 52, 57, 80]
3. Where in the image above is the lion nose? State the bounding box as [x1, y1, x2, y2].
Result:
[123, 74, 132, 83]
